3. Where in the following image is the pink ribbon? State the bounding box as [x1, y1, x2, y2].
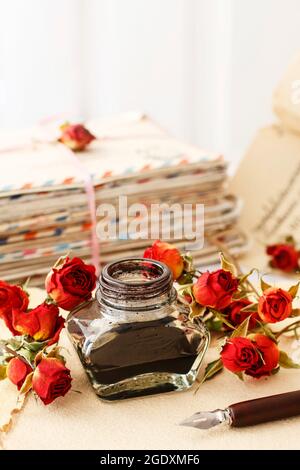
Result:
[58, 142, 100, 274]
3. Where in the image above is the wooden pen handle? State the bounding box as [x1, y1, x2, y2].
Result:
[229, 390, 300, 427]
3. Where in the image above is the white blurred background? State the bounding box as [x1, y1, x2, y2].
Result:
[1, 0, 300, 167]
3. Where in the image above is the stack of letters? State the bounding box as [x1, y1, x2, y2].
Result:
[0, 113, 248, 285]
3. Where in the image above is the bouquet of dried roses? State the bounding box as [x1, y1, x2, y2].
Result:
[144, 240, 300, 383]
[0, 256, 96, 413]
[1, 239, 300, 421]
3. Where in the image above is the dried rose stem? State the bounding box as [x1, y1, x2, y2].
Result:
[275, 320, 300, 338]
[0, 344, 19, 358]
[0, 344, 32, 368]
[207, 235, 260, 299]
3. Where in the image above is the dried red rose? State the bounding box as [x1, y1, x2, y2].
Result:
[246, 334, 279, 378]
[59, 123, 95, 151]
[12, 302, 64, 345]
[0, 281, 29, 335]
[222, 299, 259, 330]
[221, 334, 279, 378]
[221, 337, 260, 373]
[266, 244, 299, 272]
[7, 357, 33, 390]
[32, 357, 72, 405]
[45, 257, 97, 311]
[258, 287, 292, 323]
[193, 269, 238, 310]
[143, 240, 184, 280]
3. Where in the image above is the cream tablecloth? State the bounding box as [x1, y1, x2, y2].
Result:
[1, 287, 300, 450]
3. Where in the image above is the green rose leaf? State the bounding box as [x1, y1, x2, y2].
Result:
[231, 315, 250, 339]
[206, 318, 223, 332]
[271, 366, 280, 375]
[279, 351, 300, 369]
[46, 346, 66, 364]
[238, 268, 256, 286]
[285, 235, 296, 245]
[16, 348, 37, 365]
[176, 272, 194, 285]
[257, 321, 278, 343]
[20, 372, 33, 394]
[0, 364, 7, 380]
[22, 337, 48, 352]
[189, 303, 206, 320]
[291, 308, 300, 317]
[288, 282, 300, 299]
[210, 308, 235, 329]
[201, 359, 223, 383]
[240, 303, 258, 313]
[260, 277, 271, 292]
[219, 253, 237, 276]
[232, 291, 251, 301]
[6, 336, 24, 351]
[182, 253, 194, 273]
[234, 371, 244, 381]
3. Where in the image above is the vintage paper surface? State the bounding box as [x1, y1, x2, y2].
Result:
[230, 125, 300, 248]
[0, 113, 220, 194]
[1, 288, 300, 450]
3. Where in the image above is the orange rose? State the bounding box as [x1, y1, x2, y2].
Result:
[59, 123, 95, 151]
[0, 281, 29, 335]
[46, 257, 97, 311]
[193, 269, 238, 310]
[12, 302, 64, 345]
[32, 357, 72, 405]
[7, 357, 32, 390]
[143, 240, 184, 280]
[258, 287, 292, 323]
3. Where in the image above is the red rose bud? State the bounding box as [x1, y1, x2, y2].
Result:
[221, 334, 279, 378]
[221, 337, 260, 373]
[193, 269, 238, 310]
[258, 287, 292, 323]
[45, 257, 97, 311]
[266, 244, 299, 272]
[32, 357, 72, 405]
[12, 302, 64, 345]
[143, 240, 184, 280]
[222, 299, 259, 330]
[245, 334, 279, 378]
[183, 293, 193, 304]
[59, 123, 95, 151]
[0, 281, 29, 335]
[7, 357, 33, 390]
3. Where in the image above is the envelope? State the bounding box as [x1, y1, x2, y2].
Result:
[273, 54, 300, 135]
[230, 124, 300, 247]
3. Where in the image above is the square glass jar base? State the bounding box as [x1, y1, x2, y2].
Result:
[85, 369, 198, 401]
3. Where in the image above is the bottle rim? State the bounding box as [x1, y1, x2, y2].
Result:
[97, 258, 175, 311]
[102, 257, 171, 286]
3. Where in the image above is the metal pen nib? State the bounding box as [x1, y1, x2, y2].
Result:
[179, 409, 231, 430]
